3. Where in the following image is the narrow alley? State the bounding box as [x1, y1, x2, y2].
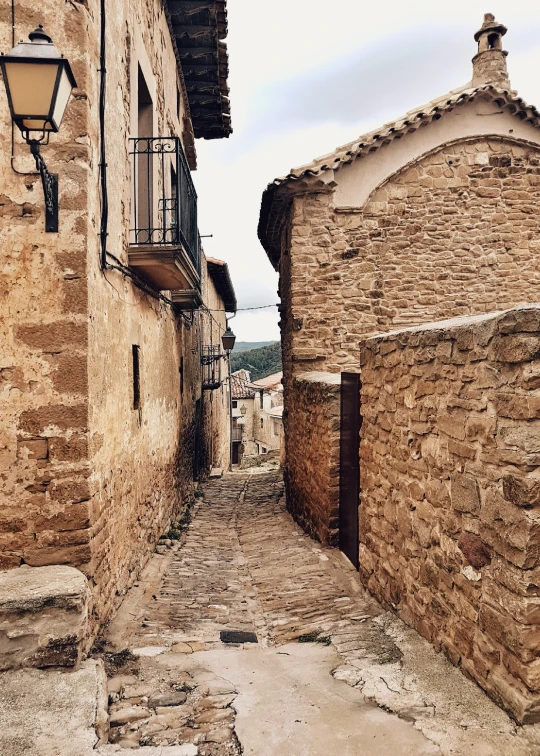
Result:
[100, 471, 540, 756]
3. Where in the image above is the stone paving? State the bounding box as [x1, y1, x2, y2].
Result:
[100, 469, 540, 756]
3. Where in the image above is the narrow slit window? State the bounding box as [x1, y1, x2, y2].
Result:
[179, 356, 184, 395]
[132, 345, 141, 409]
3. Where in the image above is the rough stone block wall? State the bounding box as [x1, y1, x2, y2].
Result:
[1, 0, 227, 638]
[0, 1, 91, 572]
[281, 137, 540, 381]
[360, 305, 540, 723]
[285, 372, 341, 545]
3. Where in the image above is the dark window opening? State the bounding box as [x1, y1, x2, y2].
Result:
[179, 356, 184, 395]
[137, 65, 153, 235]
[132, 345, 141, 410]
[176, 83, 181, 121]
[232, 400, 238, 408]
[488, 33, 499, 49]
[260, 390, 263, 409]
[260, 418, 264, 428]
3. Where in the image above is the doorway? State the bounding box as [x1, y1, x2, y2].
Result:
[339, 372, 361, 569]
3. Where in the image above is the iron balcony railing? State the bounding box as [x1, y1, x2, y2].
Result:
[201, 345, 222, 390]
[129, 136, 201, 276]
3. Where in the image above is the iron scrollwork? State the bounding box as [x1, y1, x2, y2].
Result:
[29, 140, 58, 233]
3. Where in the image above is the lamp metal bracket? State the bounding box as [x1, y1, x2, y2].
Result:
[29, 140, 58, 233]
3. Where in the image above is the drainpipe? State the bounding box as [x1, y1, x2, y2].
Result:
[228, 351, 233, 471]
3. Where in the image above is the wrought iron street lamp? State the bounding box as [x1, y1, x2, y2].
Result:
[222, 323, 237, 471]
[221, 325, 236, 353]
[0, 25, 77, 232]
[240, 405, 247, 416]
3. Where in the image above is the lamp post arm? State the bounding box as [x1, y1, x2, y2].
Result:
[29, 140, 58, 233]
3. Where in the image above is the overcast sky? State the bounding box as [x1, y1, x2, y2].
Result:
[192, 1, 540, 342]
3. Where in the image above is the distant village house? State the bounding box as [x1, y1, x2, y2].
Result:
[231, 370, 283, 464]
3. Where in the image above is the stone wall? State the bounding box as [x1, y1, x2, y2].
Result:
[285, 372, 341, 545]
[0, 0, 230, 635]
[0, 0, 92, 572]
[360, 305, 540, 723]
[280, 137, 540, 381]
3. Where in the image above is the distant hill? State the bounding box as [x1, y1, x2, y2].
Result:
[233, 341, 275, 354]
[231, 342, 282, 382]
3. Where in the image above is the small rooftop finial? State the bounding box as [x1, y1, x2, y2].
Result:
[471, 13, 510, 89]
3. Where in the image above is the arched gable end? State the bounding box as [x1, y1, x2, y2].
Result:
[336, 134, 540, 332]
[335, 97, 540, 209]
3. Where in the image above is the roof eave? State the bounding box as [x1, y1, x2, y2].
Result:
[166, 0, 232, 140]
[258, 84, 540, 269]
[207, 257, 237, 312]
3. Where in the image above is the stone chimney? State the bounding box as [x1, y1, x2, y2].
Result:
[471, 13, 510, 89]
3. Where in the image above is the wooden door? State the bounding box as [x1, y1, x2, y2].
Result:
[339, 372, 361, 569]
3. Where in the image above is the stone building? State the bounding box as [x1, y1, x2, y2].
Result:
[259, 13, 540, 538]
[252, 372, 284, 456]
[0, 0, 234, 635]
[259, 15, 540, 721]
[231, 371, 257, 464]
[231, 370, 283, 463]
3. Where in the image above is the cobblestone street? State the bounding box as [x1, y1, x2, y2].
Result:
[101, 470, 540, 756]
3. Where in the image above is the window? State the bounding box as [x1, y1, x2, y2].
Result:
[232, 400, 238, 408]
[260, 418, 264, 428]
[273, 421, 280, 436]
[132, 345, 141, 410]
[260, 390, 263, 409]
[137, 65, 153, 233]
[179, 356, 184, 395]
[262, 447, 267, 454]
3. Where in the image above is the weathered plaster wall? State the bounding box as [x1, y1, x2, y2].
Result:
[0, 0, 92, 571]
[360, 305, 540, 724]
[285, 372, 341, 545]
[82, 0, 200, 628]
[1, 0, 229, 633]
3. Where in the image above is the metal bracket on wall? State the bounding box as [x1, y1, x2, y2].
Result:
[29, 140, 58, 233]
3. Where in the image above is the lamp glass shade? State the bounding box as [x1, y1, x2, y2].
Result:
[3, 61, 61, 131]
[0, 28, 77, 135]
[221, 326, 236, 352]
[51, 66, 74, 129]
[240, 405, 247, 415]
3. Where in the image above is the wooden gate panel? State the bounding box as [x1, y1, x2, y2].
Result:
[339, 372, 361, 569]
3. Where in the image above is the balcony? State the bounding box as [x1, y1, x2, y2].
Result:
[202, 345, 223, 390]
[128, 137, 202, 309]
